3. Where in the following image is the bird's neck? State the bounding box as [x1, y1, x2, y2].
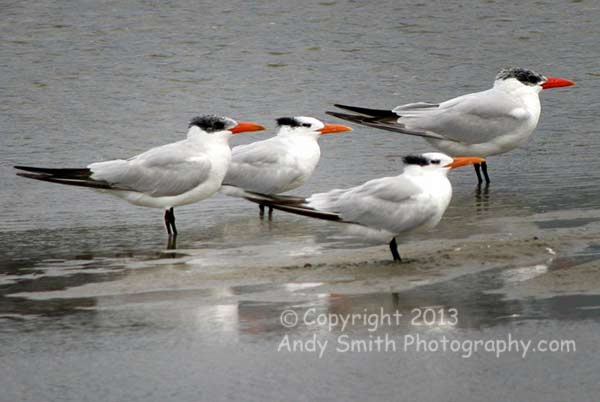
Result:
[408, 170, 452, 203]
[404, 168, 451, 191]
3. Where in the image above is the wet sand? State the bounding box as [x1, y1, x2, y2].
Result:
[5, 208, 600, 304]
[2, 209, 600, 402]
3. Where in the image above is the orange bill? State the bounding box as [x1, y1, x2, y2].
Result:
[444, 156, 486, 169]
[541, 77, 575, 89]
[230, 122, 266, 134]
[318, 123, 353, 134]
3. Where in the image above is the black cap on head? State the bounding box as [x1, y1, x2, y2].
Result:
[496, 67, 546, 86]
[276, 117, 302, 128]
[403, 155, 431, 166]
[189, 115, 236, 132]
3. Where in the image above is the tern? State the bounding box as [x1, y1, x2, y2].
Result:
[15, 115, 265, 235]
[242, 152, 484, 261]
[326, 67, 574, 184]
[220, 116, 352, 218]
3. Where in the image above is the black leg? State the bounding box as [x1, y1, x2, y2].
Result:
[481, 161, 490, 184]
[164, 208, 177, 235]
[389, 237, 402, 262]
[164, 209, 172, 235]
[259, 203, 265, 218]
[474, 164, 483, 185]
[268, 206, 273, 220]
[169, 207, 177, 236]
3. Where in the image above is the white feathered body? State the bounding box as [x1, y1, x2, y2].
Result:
[396, 79, 542, 156]
[224, 133, 321, 194]
[89, 128, 232, 209]
[306, 164, 453, 237]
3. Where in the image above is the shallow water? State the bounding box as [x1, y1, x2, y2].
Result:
[1, 0, 600, 401]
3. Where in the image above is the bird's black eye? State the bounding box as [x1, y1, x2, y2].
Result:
[431, 159, 441, 164]
[302, 123, 311, 128]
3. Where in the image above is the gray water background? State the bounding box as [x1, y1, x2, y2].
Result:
[1, 0, 600, 401]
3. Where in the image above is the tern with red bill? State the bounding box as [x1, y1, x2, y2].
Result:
[15, 115, 265, 235]
[327, 67, 575, 184]
[221, 116, 352, 218]
[243, 152, 484, 261]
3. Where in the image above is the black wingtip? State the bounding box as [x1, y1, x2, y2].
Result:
[242, 191, 306, 205]
[14, 166, 92, 179]
[333, 104, 397, 119]
[328, 111, 454, 142]
[333, 103, 365, 112]
[16, 171, 113, 190]
[14, 165, 43, 173]
[266, 203, 345, 223]
[325, 110, 344, 118]
[325, 111, 364, 121]
[16, 172, 50, 179]
[240, 191, 348, 223]
[15, 166, 116, 190]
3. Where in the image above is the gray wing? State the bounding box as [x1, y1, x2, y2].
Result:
[89, 141, 212, 197]
[395, 89, 532, 144]
[307, 176, 437, 233]
[224, 139, 305, 194]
